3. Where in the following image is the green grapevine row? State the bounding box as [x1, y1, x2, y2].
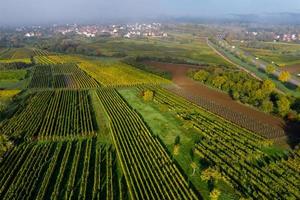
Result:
[29, 64, 100, 89]
[148, 86, 300, 199]
[0, 90, 96, 140]
[0, 139, 122, 200]
[165, 85, 285, 138]
[96, 88, 200, 200]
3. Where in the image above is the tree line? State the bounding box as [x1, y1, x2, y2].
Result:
[190, 67, 300, 121]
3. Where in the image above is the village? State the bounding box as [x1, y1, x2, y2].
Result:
[23, 23, 168, 39]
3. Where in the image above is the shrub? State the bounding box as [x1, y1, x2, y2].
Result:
[142, 90, 154, 101]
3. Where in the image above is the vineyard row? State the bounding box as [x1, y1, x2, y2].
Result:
[0, 139, 124, 200]
[0, 90, 96, 141]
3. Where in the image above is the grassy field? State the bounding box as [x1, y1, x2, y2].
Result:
[0, 89, 20, 112]
[0, 90, 20, 99]
[0, 48, 36, 60]
[0, 58, 32, 63]
[0, 70, 29, 89]
[77, 37, 231, 66]
[89, 90, 112, 144]
[0, 79, 30, 89]
[0, 70, 27, 81]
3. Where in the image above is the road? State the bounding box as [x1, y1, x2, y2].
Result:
[253, 59, 300, 87]
[206, 39, 262, 81]
[209, 38, 300, 88]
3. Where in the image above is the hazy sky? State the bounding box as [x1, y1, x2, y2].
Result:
[1, 0, 300, 25]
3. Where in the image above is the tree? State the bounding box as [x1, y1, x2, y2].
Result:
[199, 158, 212, 170]
[210, 189, 221, 200]
[261, 99, 274, 113]
[208, 178, 215, 192]
[201, 167, 223, 182]
[231, 91, 240, 100]
[277, 96, 291, 117]
[243, 80, 255, 94]
[30, 55, 36, 65]
[174, 135, 180, 145]
[193, 70, 209, 82]
[212, 76, 227, 89]
[190, 148, 195, 161]
[173, 136, 181, 156]
[221, 80, 234, 92]
[265, 65, 275, 74]
[0, 102, 5, 113]
[262, 79, 276, 94]
[253, 89, 265, 101]
[0, 134, 13, 158]
[142, 90, 154, 101]
[278, 71, 291, 82]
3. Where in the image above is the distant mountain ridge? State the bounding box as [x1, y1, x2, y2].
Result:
[163, 13, 300, 25]
[228, 12, 300, 24]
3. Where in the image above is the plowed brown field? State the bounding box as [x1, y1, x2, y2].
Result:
[145, 61, 286, 132]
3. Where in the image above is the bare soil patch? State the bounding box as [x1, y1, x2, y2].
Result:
[284, 64, 300, 75]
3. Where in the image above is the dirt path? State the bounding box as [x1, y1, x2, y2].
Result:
[145, 61, 285, 129]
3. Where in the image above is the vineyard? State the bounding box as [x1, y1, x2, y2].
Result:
[1, 42, 300, 200]
[0, 90, 96, 140]
[29, 64, 100, 89]
[0, 139, 123, 200]
[34, 55, 82, 65]
[165, 85, 285, 139]
[96, 88, 200, 199]
[0, 48, 36, 60]
[0, 62, 32, 70]
[0, 48, 40, 64]
[33, 54, 169, 87]
[79, 61, 170, 87]
[144, 86, 300, 199]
